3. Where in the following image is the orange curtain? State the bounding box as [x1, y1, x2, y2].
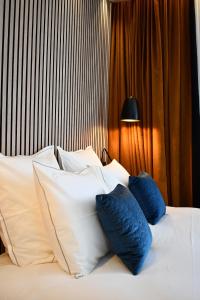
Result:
[108, 0, 193, 206]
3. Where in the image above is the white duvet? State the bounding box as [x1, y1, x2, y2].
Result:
[0, 207, 200, 300]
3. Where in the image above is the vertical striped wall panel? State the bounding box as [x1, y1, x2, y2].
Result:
[0, 0, 111, 253]
[0, 0, 111, 157]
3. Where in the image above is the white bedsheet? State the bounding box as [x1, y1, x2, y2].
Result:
[0, 206, 200, 300]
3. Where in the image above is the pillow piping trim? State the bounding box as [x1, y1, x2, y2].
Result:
[0, 146, 56, 266]
[33, 163, 72, 275]
[0, 209, 19, 266]
[97, 167, 108, 188]
[32, 160, 60, 171]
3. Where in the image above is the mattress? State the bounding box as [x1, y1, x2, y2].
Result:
[0, 206, 199, 300]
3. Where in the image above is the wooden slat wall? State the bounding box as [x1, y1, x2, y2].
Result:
[0, 0, 111, 157]
[0, 0, 111, 253]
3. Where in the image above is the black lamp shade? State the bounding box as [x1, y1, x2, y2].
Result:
[121, 96, 140, 122]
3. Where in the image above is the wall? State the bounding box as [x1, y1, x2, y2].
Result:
[0, 0, 111, 157]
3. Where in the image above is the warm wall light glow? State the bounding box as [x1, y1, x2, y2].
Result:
[152, 127, 162, 168]
[121, 119, 140, 122]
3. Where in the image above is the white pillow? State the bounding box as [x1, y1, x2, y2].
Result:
[102, 159, 130, 188]
[57, 146, 102, 172]
[0, 146, 59, 266]
[33, 162, 109, 277]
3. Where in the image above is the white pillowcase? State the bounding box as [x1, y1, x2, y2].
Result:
[101, 159, 130, 190]
[33, 162, 109, 277]
[57, 146, 102, 172]
[0, 146, 59, 266]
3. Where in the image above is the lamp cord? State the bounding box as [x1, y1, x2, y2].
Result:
[101, 148, 112, 166]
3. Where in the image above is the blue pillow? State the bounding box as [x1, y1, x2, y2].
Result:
[128, 172, 166, 225]
[96, 184, 152, 275]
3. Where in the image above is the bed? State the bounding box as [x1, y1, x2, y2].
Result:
[0, 206, 199, 300]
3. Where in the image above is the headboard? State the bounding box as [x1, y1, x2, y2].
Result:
[0, 0, 111, 253]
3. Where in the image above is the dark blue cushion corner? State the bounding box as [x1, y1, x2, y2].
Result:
[96, 184, 152, 275]
[128, 172, 166, 225]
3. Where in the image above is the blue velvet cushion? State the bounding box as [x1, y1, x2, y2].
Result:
[96, 184, 152, 275]
[128, 172, 166, 225]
